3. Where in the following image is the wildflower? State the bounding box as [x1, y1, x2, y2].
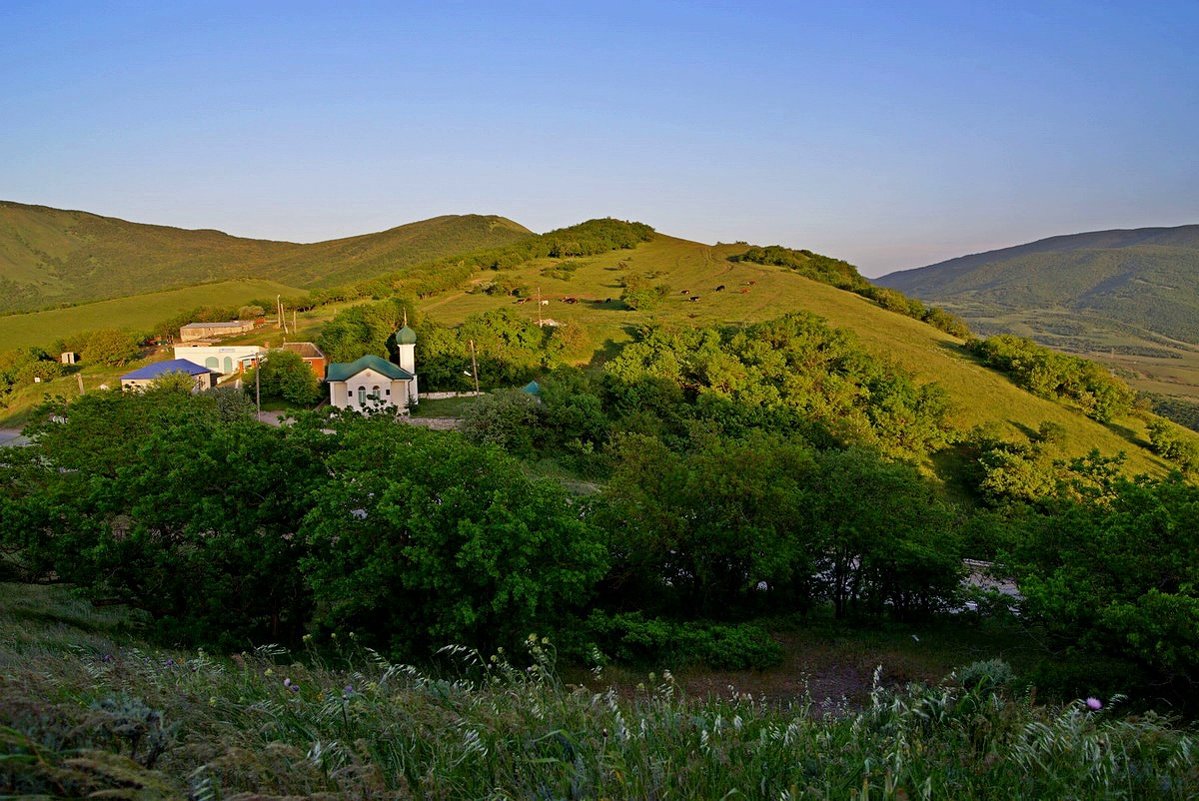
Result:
[265, 668, 274, 676]
[283, 677, 299, 693]
[343, 684, 354, 698]
[208, 696, 217, 707]
[302, 634, 313, 644]
[1086, 697, 1103, 711]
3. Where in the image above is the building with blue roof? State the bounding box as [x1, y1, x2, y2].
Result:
[120, 359, 220, 393]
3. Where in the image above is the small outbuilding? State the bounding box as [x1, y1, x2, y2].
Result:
[120, 359, 219, 393]
[280, 341, 327, 379]
[179, 320, 257, 342]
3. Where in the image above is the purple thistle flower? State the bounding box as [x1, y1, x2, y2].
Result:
[343, 684, 355, 697]
[1086, 697, 1103, 711]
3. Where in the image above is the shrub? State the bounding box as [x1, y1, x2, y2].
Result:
[954, 659, 1016, 691]
[583, 611, 783, 670]
[244, 350, 322, 407]
[61, 328, 141, 366]
[459, 388, 543, 456]
[300, 419, 607, 656]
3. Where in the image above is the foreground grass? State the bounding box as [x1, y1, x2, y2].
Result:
[2, 585, 1196, 800]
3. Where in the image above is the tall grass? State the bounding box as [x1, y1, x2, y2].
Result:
[2, 598, 1195, 800]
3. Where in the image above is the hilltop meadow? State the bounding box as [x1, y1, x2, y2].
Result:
[4, 214, 1199, 797]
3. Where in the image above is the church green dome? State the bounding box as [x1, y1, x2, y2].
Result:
[396, 326, 417, 345]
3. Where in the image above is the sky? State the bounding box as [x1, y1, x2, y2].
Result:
[2, 1, 1197, 276]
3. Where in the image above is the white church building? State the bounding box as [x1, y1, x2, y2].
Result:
[325, 326, 419, 413]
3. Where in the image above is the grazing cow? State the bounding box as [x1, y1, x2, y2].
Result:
[689, 295, 700, 302]
[740, 287, 750, 294]
[715, 284, 725, 291]
[680, 289, 690, 294]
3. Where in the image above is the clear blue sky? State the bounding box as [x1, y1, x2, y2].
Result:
[2, 1, 1197, 276]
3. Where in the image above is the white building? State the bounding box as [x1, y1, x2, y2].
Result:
[326, 326, 419, 413]
[173, 344, 266, 376]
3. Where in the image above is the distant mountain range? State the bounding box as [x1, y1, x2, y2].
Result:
[0, 200, 532, 313]
[877, 225, 1199, 344]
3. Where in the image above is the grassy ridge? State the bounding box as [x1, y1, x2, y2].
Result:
[0, 200, 531, 312]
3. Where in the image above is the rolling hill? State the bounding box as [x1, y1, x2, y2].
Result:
[2, 209, 1191, 481]
[0, 200, 532, 313]
[876, 225, 1199, 340]
[362, 233, 1176, 478]
[875, 225, 1199, 401]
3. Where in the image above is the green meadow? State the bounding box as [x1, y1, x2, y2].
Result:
[0, 279, 300, 350]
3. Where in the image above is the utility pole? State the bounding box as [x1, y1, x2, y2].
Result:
[255, 355, 261, 418]
[293, 308, 297, 333]
[468, 338, 480, 394]
[537, 286, 543, 327]
[76, 373, 85, 396]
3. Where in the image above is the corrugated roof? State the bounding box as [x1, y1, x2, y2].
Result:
[121, 359, 216, 380]
[181, 321, 248, 329]
[281, 342, 324, 358]
[326, 354, 414, 382]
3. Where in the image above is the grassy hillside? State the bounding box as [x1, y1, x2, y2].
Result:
[410, 234, 1174, 476]
[251, 214, 532, 287]
[3, 224, 1186, 477]
[0, 200, 531, 312]
[0, 278, 300, 351]
[875, 224, 1199, 403]
[877, 225, 1199, 322]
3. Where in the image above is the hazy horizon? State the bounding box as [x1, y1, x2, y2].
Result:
[3, 1, 1197, 277]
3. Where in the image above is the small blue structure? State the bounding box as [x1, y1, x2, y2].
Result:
[521, 380, 541, 396]
[120, 359, 219, 392]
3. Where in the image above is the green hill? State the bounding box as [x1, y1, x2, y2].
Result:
[877, 226, 1199, 340]
[3, 216, 1189, 478]
[875, 225, 1199, 403]
[0, 200, 531, 313]
[400, 233, 1175, 477]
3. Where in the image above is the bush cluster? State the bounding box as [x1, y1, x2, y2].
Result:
[968, 334, 1136, 422]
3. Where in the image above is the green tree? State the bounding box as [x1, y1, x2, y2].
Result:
[599, 432, 818, 616]
[12, 391, 329, 646]
[1013, 474, 1199, 685]
[299, 418, 607, 655]
[245, 350, 322, 407]
[459, 388, 543, 457]
[806, 448, 962, 618]
[62, 328, 141, 366]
